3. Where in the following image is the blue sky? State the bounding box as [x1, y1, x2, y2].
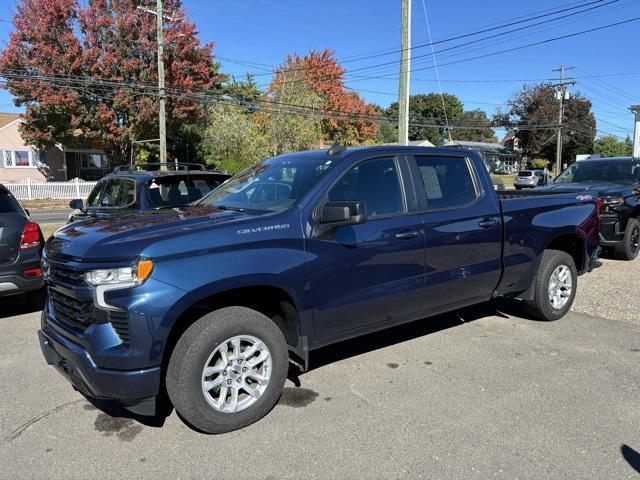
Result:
[1, 0, 639, 140]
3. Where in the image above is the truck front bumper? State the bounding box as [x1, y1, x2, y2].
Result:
[38, 310, 161, 402]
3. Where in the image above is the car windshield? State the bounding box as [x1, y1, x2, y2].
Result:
[197, 154, 338, 213]
[147, 174, 227, 208]
[554, 161, 640, 184]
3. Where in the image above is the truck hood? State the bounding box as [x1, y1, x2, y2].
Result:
[45, 205, 247, 263]
[536, 182, 636, 197]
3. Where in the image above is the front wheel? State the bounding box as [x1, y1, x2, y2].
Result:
[615, 218, 640, 260]
[166, 306, 288, 434]
[523, 249, 577, 321]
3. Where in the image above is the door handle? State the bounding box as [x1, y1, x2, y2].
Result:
[395, 231, 420, 240]
[478, 218, 498, 229]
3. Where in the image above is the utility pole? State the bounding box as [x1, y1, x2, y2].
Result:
[631, 105, 640, 158]
[398, 0, 411, 145]
[138, 1, 168, 169]
[552, 65, 575, 176]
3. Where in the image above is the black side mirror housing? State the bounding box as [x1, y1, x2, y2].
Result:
[314, 201, 367, 238]
[69, 199, 83, 210]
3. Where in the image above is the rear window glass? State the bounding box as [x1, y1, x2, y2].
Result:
[518, 171, 533, 177]
[414, 156, 478, 210]
[0, 191, 18, 213]
[148, 175, 225, 207]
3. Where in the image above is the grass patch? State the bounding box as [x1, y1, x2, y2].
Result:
[19, 198, 71, 210]
[40, 223, 65, 239]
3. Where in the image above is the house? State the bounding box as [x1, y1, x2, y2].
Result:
[0, 112, 111, 182]
[444, 139, 522, 174]
[501, 132, 521, 152]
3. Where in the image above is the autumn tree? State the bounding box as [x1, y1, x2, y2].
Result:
[386, 93, 463, 145]
[268, 50, 378, 146]
[496, 83, 596, 165]
[0, 0, 218, 164]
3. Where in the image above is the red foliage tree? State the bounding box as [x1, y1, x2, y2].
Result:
[269, 49, 378, 145]
[0, 0, 218, 163]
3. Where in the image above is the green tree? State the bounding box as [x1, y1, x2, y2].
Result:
[386, 93, 463, 145]
[199, 103, 270, 174]
[593, 135, 633, 157]
[452, 109, 497, 142]
[498, 83, 596, 165]
[264, 67, 322, 155]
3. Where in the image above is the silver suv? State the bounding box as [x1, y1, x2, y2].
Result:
[514, 169, 551, 190]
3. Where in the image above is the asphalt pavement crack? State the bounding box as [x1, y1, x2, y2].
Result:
[1, 399, 84, 444]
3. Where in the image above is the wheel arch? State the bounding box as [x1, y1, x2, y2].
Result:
[546, 233, 587, 273]
[161, 280, 307, 378]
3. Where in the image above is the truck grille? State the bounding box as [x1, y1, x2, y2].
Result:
[48, 288, 96, 331]
[107, 310, 131, 347]
[48, 265, 85, 286]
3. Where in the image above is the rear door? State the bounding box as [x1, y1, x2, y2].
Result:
[306, 155, 426, 342]
[0, 189, 26, 266]
[410, 154, 502, 311]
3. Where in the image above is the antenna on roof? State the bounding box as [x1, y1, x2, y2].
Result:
[327, 142, 346, 156]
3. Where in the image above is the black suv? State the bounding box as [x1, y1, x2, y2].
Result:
[68, 163, 230, 222]
[0, 184, 45, 306]
[539, 157, 640, 260]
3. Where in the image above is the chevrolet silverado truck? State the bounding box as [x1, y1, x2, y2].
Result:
[38, 145, 601, 434]
[537, 156, 640, 260]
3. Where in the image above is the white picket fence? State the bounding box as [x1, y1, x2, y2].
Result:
[4, 178, 98, 200]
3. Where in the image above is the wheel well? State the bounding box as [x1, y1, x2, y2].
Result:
[547, 234, 585, 272]
[162, 286, 300, 374]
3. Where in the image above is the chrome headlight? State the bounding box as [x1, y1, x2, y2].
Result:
[84, 259, 154, 309]
[85, 267, 136, 286]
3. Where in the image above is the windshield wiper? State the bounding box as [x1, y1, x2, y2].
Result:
[216, 205, 245, 213]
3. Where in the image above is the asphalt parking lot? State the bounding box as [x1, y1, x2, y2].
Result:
[1, 259, 639, 480]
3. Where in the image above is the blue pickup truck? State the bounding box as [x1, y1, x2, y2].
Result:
[38, 145, 601, 433]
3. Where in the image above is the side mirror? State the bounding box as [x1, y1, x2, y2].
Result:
[320, 201, 367, 225]
[315, 201, 367, 238]
[69, 199, 83, 210]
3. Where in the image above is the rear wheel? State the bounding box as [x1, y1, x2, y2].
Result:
[615, 218, 640, 261]
[166, 306, 288, 434]
[524, 249, 577, 321]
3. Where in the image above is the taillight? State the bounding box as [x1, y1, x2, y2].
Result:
[594, 198, 603, 214]
[23, 267, 42, 278]
[20, 222, 42, 250]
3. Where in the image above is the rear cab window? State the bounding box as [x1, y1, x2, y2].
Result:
[413, 156, 479, 210]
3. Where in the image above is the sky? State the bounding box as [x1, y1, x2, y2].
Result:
[1, 0, 639, 141]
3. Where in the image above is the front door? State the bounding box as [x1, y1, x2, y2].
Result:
[305, 156, 425, 343]
[411, 154, 502, 311]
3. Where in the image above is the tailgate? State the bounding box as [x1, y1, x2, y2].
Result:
[0, 212, 24, 265]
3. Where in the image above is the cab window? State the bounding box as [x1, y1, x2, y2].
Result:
[97, 179, 136, 208]
[328, 157, 406, 217]
[414, 156, 478, 210]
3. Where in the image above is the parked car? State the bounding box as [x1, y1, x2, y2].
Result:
[38, 146, 601, 434]
[514, 169, 552, 189]
[67, 163, 230, 222]
[0, 183, 46, 307]
[537, 156, 640, 260]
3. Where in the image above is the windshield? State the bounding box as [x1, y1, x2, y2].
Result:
[198, 154, 338, 213]
[554, 161, 640, 184]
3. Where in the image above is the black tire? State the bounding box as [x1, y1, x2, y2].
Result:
[166, 306, 288, 434]
[523, 249, 577, 321]
[615, 218, 640, 261]
[25, 287, 47, 310]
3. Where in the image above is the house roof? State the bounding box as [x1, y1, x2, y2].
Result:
[0, 112, 21, 130]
